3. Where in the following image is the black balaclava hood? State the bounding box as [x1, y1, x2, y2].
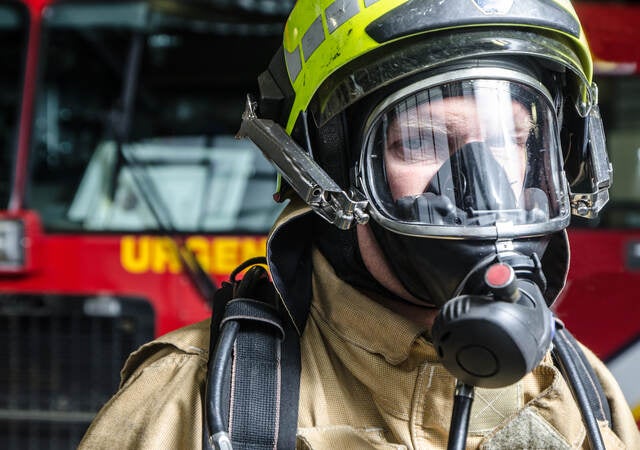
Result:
[312, 214, 399, 299]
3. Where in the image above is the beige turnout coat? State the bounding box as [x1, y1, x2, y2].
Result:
[79, 200, 640, 449]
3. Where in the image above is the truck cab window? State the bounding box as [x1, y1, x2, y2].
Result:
[27, 2, 285, 233]
[0, 4, 27, 209]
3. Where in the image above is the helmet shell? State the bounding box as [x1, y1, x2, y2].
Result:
[281, 0, 593, 132]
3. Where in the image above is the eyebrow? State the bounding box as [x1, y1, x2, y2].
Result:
[389, 120, 448, 135]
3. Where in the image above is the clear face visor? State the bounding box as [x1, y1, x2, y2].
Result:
[360, 70, 570, 238]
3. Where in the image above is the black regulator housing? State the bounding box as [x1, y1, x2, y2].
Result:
[431, 262, 555, 388]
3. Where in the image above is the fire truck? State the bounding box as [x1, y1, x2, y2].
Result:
[0, 0, 637, 448]
[0, 0, 291, 447]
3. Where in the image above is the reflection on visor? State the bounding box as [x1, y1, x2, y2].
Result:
[363, 78, 567, 232]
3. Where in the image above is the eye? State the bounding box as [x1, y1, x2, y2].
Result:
[487, 132, 527, 149]
[386, 126, 444, 163]
[405, 136, 423, 151]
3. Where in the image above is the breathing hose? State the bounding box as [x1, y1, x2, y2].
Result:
[552, 327, 606, 450]
[447, 381, 475, 450]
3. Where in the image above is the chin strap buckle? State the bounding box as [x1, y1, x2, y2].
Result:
[237, 96, 369, 230]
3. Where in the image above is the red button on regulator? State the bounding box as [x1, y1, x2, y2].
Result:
[484, 263, 519, 302]
[485, 263, 514, 288]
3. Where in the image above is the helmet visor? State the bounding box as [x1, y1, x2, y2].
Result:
[360, 72, 569, 238]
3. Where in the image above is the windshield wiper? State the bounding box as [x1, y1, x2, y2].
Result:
[120, 145, 219, 304]
[111, 29, 218, 305]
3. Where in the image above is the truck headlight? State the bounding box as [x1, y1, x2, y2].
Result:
[0, 219, 25, 270]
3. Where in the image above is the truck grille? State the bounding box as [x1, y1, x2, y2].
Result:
[0, 294, 155, 450]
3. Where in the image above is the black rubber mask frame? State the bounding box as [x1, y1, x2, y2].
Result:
[368, 219, 551, 307]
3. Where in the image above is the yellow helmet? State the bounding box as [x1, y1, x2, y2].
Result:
[252, 0, 605, 206]
[276, 0, 593, 133]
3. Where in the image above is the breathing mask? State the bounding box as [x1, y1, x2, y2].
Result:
[350, 66, 566, 305]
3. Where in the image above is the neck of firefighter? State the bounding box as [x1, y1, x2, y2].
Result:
[356, 224, 440, 330]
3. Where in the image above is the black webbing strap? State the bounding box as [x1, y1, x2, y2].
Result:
[223, 299, 284, 450]
[205, 264, 300, 450]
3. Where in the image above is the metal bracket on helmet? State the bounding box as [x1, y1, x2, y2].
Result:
[237, 96, 370, 230]
[569, 104, 612, 218]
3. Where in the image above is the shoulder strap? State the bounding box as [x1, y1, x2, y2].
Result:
[204, 258, 300, 450]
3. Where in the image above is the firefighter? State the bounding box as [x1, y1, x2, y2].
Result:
[80, 0, 640, 448]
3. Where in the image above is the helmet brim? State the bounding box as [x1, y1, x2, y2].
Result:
[310, 28, 593, 128]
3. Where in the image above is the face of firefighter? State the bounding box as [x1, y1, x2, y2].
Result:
[383, 97, 531, 204]
[357, 96, 533, 322]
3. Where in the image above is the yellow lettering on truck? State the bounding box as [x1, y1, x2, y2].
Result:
[120, 236, 267, 275]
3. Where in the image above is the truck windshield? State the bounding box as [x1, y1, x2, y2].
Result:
[0, 3, 27, 209]
[27, 1, 286, 233]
